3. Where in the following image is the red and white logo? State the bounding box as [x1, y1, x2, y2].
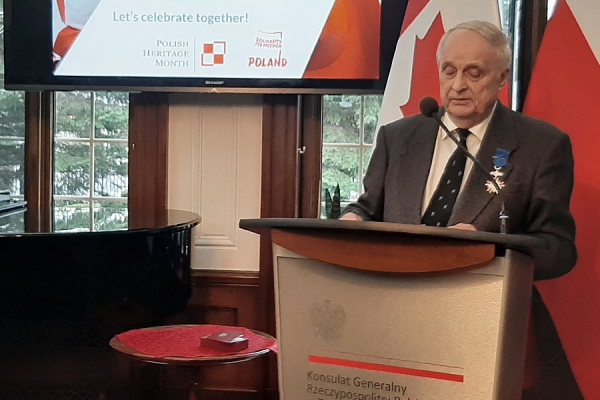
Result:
[202, 41, 226, 66]
[249, 31, 288, 68]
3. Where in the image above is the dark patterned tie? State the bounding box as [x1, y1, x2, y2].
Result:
[421, 128, 471, 227]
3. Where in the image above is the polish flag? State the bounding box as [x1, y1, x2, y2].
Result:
[379, 0, 509, 126]
[523, 0, 600, 397]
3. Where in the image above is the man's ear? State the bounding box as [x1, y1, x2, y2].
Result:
[498, 68, 510, 90]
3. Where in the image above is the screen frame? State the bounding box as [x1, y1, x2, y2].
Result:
[3, 0, 407, 94]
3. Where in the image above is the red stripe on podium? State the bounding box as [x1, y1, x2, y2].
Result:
[308, 355, 464, 383]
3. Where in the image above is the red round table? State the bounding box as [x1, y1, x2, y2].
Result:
[110, 324, 276, 399]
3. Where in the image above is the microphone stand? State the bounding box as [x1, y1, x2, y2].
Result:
[430, 113, 509, 234]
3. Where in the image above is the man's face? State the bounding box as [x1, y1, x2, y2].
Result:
[438, 29, 509, 128]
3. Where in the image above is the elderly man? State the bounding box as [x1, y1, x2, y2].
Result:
[341, 20, 576, 281]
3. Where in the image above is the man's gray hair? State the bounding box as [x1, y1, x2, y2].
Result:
[437, 20, 512, 70]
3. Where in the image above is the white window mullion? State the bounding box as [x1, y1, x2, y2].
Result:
[89, 92, 96, 230]
[359, 97, 366, 194]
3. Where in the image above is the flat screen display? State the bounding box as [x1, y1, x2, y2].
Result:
[4, 0, 407, 93]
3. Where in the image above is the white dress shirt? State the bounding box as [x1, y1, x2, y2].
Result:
[421, 103, 497, 215]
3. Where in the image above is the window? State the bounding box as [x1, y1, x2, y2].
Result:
[0, 2, 26, 200]
[320, 1, 518, 218]
[0, 92, 25, 197]
[499, 0, 521, 107]
[54, 91, 129, 232]
[321, 95, 382, 218]
[547, 0, 558, 19]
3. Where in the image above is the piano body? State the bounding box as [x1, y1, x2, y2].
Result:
[0, 207, 199, 399]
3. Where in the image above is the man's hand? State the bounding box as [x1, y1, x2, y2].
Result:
[339, 213, 363, 221]
[448, 223, 477, 231]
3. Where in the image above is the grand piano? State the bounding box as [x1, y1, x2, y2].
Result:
[0, 206, 200, 399]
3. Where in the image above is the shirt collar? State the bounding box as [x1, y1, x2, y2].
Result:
[440, 101, 497, 143]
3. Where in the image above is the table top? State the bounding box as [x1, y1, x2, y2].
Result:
[110, 324, 276, 366]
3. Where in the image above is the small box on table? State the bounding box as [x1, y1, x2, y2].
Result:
[201, 329, 249, 351]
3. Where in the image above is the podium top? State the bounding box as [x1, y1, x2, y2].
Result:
[240, 218, 547, 273]
[240, 218, 546, 249]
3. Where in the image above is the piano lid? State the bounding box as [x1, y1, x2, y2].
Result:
[0, 209, 200, 237]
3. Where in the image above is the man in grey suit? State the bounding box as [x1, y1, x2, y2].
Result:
[341, 20, 576, 281]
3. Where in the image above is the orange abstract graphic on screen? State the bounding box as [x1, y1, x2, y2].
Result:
[202, 42, 227, 66]
[304, 0, 380, 79]
[53, 0, 101, 63]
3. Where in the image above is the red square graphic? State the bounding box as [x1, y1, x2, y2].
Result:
[201, 41, 226, 66]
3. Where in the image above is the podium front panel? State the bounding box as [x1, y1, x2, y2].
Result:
[272, 247, 533, 400]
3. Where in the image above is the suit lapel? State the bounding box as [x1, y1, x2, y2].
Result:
[395, 117, 439, 224]
[449, 104, 519, 226]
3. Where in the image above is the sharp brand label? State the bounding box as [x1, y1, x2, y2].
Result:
[248, 57, 288, 68]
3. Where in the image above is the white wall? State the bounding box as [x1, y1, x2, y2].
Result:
[167, 93, 263, 271]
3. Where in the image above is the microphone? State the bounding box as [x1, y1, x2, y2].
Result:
[419, 97, 509, 234]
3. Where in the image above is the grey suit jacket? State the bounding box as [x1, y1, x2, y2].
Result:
[343, 103, 577, 280]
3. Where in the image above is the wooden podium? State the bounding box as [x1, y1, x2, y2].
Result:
[239, 218, 546, 400]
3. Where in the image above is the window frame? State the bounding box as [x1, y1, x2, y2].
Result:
[321, 95, 381, 217]
[19, 91, 170, 233]
[53, 91, 129, 232]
